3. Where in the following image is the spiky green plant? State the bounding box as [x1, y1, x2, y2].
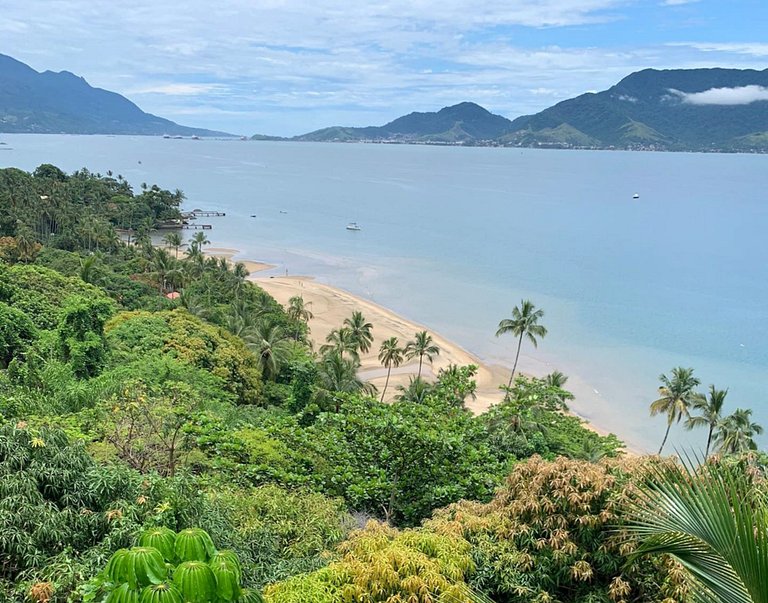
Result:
[624, 457, 768, 603]
[237, 589, 266, 603]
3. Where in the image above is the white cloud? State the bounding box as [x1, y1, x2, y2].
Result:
[668, 42, 768, 57]
[129, 84, 227, 96]
[661, 0, 699, 5]
[668, 85, 768, 105]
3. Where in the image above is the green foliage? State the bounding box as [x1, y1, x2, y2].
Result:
[0, 423, 234, 602]
[57, 295, 114, 378]
[427, 455, 689, 603]
[625, 455, 768, 603]
[95, 529, 254, 603]
[106, 310, 261, 404]
[0, 301, 37, 368]
[285, 396, 501, 526]
[264, 521, 477, 603]
[174, 529, 216, 563]
[138, 528, 176, 563]
[483, 376, 624, 461]
[207, 484, 353, 586]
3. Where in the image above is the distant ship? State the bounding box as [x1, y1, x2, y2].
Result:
[346, 222, 361, 231]
[633, 193, 640, 199]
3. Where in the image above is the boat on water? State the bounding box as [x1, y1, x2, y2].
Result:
[346, 222, 361, 231]
[632, 193, 640, 199]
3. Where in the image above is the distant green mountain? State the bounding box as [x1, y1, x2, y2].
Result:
[507, 68, 768, 151]
[294, 102, 514, 143]
[275, 68, 768, 152]
[0, 53, 230, 136]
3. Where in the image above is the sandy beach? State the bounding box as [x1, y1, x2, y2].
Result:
[200, 246, 622, 443]
[249, 272, 511, 413]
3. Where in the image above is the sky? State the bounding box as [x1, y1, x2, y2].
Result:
[2, 0, 768, 135]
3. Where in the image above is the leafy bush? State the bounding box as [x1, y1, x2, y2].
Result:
[426, 455, 689, 603]
[264, 521, 476, 603]
[106, 310, 261, 404]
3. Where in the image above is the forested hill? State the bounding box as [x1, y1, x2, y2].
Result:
[291, 102, 515, 143]
[504, 68, 768, 151]
[278, 68, 768, 151]
[0, 53, 229, 136]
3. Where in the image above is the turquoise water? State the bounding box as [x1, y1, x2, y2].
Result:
[2, 134, 767, 452]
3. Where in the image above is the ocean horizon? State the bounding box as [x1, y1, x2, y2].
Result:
[2, 134, 766, 452]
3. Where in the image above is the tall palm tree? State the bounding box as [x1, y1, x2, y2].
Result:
[378, 337, 403, 402]
[343, 310, 374, 354]
[496, 300, 547, 391]
[320, 327, 360, 362]
[713, 408, 764, 455]
[650, 367, 702, 455]
[245, 319, 292, 381]
[287, 295, 313, 339]
[191, 231, 210, 251]
[625, 458, 768, 603]
[685, 385, 728, 458]
[163, 231, 183, 259]
[404, 331, 440, 380]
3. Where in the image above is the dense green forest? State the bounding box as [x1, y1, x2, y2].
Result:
[0, 165, 765, 603]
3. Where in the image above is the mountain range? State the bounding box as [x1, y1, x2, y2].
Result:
[3, 51, 768, 151]
[0, 53, 228, 136]
[284, 68, 768, 152]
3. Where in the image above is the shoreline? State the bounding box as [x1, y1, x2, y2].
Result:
[202, 248, 626, 445]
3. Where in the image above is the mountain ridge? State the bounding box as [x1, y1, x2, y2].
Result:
[266, 68, 768, 152]
[0, 53, 231, 136]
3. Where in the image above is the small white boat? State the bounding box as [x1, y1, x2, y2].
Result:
[346, 222, 361, 231]
[632, 193, 640, 199]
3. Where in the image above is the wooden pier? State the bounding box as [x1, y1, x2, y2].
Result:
[183, 209, 226, 218]
[157, 223, 212, 230]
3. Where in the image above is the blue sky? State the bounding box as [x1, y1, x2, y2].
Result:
[2, 0, 767, 135]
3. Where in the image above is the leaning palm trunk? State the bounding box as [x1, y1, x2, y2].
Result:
[381, 366, 392, 403]
[506, 333, 524, 393]
[658, 421, 672, 455]
[624, 458, 768, 603]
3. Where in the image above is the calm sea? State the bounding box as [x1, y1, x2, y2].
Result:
[2, 134, 767, 452]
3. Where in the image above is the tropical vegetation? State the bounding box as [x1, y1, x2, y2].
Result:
[0, 164, 764, 603]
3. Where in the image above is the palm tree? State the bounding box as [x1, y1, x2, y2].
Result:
[625, 458, 768, 603]
[317, 351, 376, 410]
[245, 319, 292, 381]
[713, 408, 764, 455]
[191, 231, 210, 250]
[378, 337, 403, 402]
[343, 310, 374, 354]
[685, 385, 728, 458]
[287, 295, 313, 339]
[404, 331, 440, 379]
[544, 370, 568, 388]
[163, 231, 183, 259]
[496, 300, 547, 392]
[395, 376, 432, 403]
[150, 249, 180, 293]
[650, 367, 702, 455]
[320, 327, 360, 362]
